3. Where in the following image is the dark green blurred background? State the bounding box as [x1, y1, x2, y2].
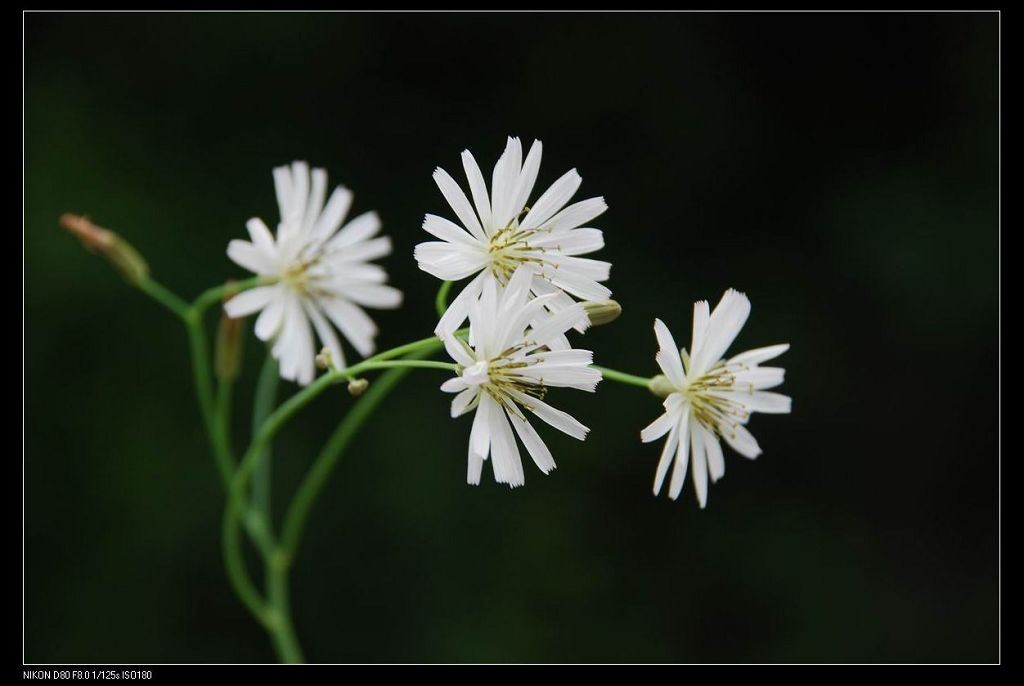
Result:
[24, 12, 998, 663]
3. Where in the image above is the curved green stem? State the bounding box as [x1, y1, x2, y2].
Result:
[279, 343, 443, 564]
[435, 280, 453, 318]
[137, 278, 191, 320]
[594, 365, 652, 389]
[252, 353, 279, 525]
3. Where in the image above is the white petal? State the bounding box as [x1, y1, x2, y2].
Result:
[527, 303, 590, 349]
[469, 395, 493, 462]
[422, 213, 481, 248]
[694, 289, 751, 372]
[490, 401, 525, 487]
[330, 236, 391, 263]
[519, 168, 582, 231]
[530, 228, 605, 256]
[227, 240, 275, 275]
[254, 287, 287, 341]
[342, 283, 403, 310]
[668, 408, 692, 500]
[736, 391, 792, 414]
[507, 409, 556, 474]
[222, 286, 271, 321]
[303, 299, 346, 372]
[442, 334, 476, 367]
[450, 387, 479, 418]
[653, 319, 685, 388]
[652, 424, 679, 496]
[690, 418, 709, 508]
[245, 218, 277, 256]
[435, 272, 487, 336]
[461, 150, 492, 230]
[327, 208, 379, 252]
[311, 187, 354, 243]
[287, 161, 310, 227]
[690, 300, 710, 371]
[728, 343, 790, 367]
[512, 390, 589, 441]
[542, 196, 607, 233]
[414, 241, 488, 281]
[320, 298, 377, 358]
[732, 366, 786, 390]
[302, 168, 328, 234]
[640, 395, 685, 443]
[508, 139, 543, 227]
[722, 422, 762, 459]
[490, 137, 523, 231]
[701, 423, 725, 483]
[434, 167, 486, 242]
[272, 165, 293, 224]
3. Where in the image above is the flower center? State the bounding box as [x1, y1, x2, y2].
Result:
[461, 348, 548, 417]
[683, 365, 751, 437]
[487, 224, 544, 285]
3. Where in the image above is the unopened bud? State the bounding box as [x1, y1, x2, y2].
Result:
[583, 299, 622, 327]
[216, 283, 246, 381]
[315, 347, 334, 371]
[648, 374, 677, 399]
[347, 378, 369, 396]
[60, 213, 149, 286]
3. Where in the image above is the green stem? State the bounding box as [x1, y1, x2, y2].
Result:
[435, 280, 453, 318]
[252, 353, 279, 525]
[279, 344, 443, 565]
[223, 354, 453, 661]
[594, 365, 652, 389]
[137, 278, 191, 320]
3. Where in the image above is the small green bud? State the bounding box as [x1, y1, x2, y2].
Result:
[215, 286, 246, 382]
[648, 374, 677, 399]
[583, 299, 622, 327]
[60, 213, 149, 286]
[315, 347, 334, 371]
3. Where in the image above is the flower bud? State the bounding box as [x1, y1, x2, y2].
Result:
[315, 347, 334, 371]
[582, 299, 622, 327]
[60, 213, 149, 286]
[347, 378, 369, 396]
[216, 285, 246, 381]
[648, 374, 677, 399]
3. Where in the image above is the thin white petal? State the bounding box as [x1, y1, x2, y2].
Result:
[653, 319, 685, 388]
[224, 285, 275, 318]
[507, 409, 556, 474]
[434, 167, 486, 242]
[520, 168, 582, 231]
[668, 408, 692, 500]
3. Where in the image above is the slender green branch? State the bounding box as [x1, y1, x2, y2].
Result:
[215, 379, 234, 462]
[594, 365, 652, 389]
[137, 278, 191, 321]
[279, 344, 443, 565]
[252, 353, 279, 525]
[435, 280, 453, 318]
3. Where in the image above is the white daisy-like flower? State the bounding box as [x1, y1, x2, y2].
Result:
[640, 289, 791, 507]
[415, 136, 611, 337]
[224, 161, 402, 385]
[439, 266, 602, 488]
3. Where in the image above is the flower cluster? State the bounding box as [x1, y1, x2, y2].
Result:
[221, 138, 790, 505]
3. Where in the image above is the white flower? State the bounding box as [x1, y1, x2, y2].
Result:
[224, 161, 402, 385]
[440, 267, 602, 488]
[415, 136, 611, 337]
[640, 289, 791, 507]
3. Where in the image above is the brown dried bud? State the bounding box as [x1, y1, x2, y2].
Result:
[60, 213, 149, 286]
